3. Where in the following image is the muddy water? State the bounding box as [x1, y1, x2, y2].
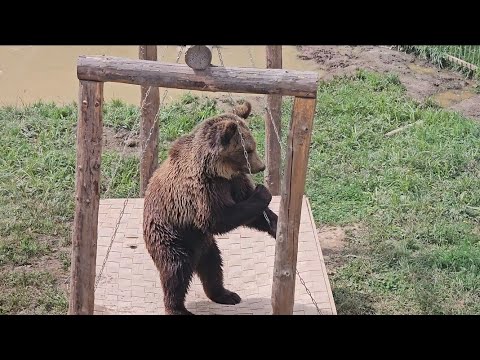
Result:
[407, 63, 437, 75]
[0, 46, 320, 107]
[432, 89, 476, 108]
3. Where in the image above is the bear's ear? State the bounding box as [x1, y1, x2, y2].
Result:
[232, 101, 251, 119]
[219, 121, 238, 146]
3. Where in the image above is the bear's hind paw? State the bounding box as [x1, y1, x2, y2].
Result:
[209, 289, 241, 305]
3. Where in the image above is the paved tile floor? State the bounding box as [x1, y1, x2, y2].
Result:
[94, 196, 336, 315]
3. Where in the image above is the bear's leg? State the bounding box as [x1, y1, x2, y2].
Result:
[196, 240, 241, 305]
[159, 256, 195, 315]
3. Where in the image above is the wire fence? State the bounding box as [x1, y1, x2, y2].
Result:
[396, 45, 480, 78]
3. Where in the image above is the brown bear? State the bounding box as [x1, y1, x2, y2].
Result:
[143, 101, 278, 315]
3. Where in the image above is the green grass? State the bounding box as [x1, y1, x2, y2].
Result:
[308, 70, 480, 314]
[1, 69, 480, 314]
[398, 45, 480, 80]
[0, 94, 222, 313]
[0, 270, 68, 314]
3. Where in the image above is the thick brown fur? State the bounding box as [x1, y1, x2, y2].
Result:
[143, 101, 278, 315]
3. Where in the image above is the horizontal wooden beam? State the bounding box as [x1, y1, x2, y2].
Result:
[77, 55, 319, 98]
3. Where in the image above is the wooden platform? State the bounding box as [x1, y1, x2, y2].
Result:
[94, 196, 336, 315]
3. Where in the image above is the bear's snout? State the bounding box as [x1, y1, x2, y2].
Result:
[249, 160, 266, 174]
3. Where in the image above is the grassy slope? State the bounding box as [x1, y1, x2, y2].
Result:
[311, 71, 480, 314]
[1, 70, 479, 314]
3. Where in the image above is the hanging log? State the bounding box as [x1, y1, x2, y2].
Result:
[185, 46, 213, 70]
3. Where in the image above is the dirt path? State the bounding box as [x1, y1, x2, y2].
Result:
[297, 45, 480, 121]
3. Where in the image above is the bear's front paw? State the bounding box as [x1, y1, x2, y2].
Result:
[268, 216, 278, 239]
[210, 289, 242, 305]
[251, 184, 272, 206]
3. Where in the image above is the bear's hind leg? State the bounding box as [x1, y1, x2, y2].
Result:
[196, 239, 241, 305]
[158, 255, 195, 315]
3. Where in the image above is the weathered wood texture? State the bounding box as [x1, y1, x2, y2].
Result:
[77, 55, 319, 98]
[264, 46, 283, 195]
[139, 46, 160, 196]
[185, 45, 213, 70]
[69, 80, 104, 315]
[271, 97, 316, 315]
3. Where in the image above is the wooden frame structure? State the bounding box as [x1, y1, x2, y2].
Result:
[68, 46, 319, 315]
[264, 45, 283, 196]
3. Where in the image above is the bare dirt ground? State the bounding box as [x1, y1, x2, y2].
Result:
[102, 127, 140, 156]
[214, 45, 480, 122]
[298, 45, 480, 121]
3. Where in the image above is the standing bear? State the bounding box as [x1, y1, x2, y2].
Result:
[143, 101, 278, 315]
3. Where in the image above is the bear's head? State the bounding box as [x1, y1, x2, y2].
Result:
[198, 101, 266, 179]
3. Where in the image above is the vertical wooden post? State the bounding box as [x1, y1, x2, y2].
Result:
[69, 80, 104, 315]
[139, 45, 160, 196]
[271, 97, 316, 315]
[264, 46, 283, 195]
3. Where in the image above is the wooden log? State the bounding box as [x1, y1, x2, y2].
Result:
[271, 97, 316, 315]
[185, 45, 213, 70]
[69, 80, 104, 315]
[264, 46, 283, 195]
[445, 54, 478, 71]
[139, 46, 160, 196]
[385, 120, 423, 137]
[77, 55, 319, 98]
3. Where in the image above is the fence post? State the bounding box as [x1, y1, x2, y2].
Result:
[139, 46, 160, 196]
[69, 80, 104, 315]
[264, 46, 283, 195]
[271, 97, 316, 315]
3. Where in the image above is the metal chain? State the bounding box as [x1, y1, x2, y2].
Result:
[95, 46, 185, 291]
[265, 104, 285, 152]
[247, 46, 286, 152]
[140, 47, 185, 155]
[248, 45, 285, 147]
[94, 198, 128, 289]
[244, 46, 322, 315]
[95, 83, 156, 289]
[215, 46, 271, 226]
[296, 268, 322, 314]
[103, 86, 153, 198]
[239, 130, 252, 174]
[248, 46, 288, 162]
